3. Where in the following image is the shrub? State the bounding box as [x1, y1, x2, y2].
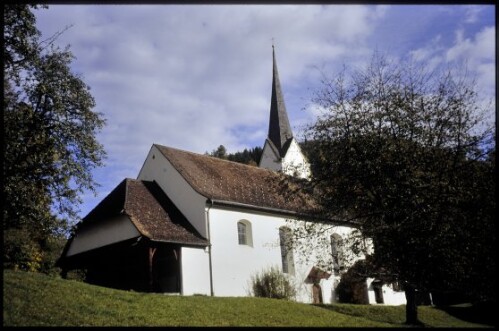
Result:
[39, 235, 67, 276]
[250, 266, 296, 300]
[65, 269, 88, 282]
[4, 228, 69, 276]
[3, 228, 43, 272]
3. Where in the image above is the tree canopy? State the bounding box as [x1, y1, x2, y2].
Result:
[207, 144, 263, 166]
[300, 53, 495, 323]
[3, 4, 106, 271]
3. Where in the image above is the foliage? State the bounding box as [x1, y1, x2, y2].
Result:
[296, 52, 495, 323]
[209, 144, 227, 159]
[336, 259, 370, 304]
[3, 4, 106, 270]
[3, 228, 43, 272]
[3, 228, 67, 275]
[65, 269, 88, 282]
[207, 144, 263, 166]
[38, 235, 68, 276]
[250, 266, 297, 300]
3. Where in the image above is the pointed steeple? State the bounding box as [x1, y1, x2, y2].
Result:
[268, 45, 293, 158]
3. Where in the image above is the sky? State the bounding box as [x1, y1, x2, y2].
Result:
[33, 4, 496, 221]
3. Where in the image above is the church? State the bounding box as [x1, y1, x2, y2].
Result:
[58, 47, 406, 305]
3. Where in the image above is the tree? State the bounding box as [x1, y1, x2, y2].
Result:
[3, 5, 106, 271]
[299, 53, 495, 324]
[210, 145, 227, 159]
[207, 145, 263, 166]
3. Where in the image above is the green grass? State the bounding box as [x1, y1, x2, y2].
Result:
[3, 270, 492, 327]
[316, 303, 493, 328]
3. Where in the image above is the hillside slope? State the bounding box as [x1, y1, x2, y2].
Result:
[3, 270, 489, 327]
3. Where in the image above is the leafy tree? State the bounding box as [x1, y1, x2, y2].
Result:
[210, 145, 227, 159]
[227, 146, 263, 166]
[298, 53, 494, 324]
[3, 5, 106, 272]
[335, 259, 370, 304]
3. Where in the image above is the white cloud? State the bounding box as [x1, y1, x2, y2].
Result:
[409, 25, 494, 103]
[464, 5, 484, 24]
[35, 5, 385, 152]
[409, 35, 446, 71]
[446, 26, 495, 99]
[32, 5, 494, 218]
[446, 27, 495, 63]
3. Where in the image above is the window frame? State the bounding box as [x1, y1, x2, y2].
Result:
[237, 220, 253, 247]
[279, 226, 295, 275]
[331, 233, 344, 273]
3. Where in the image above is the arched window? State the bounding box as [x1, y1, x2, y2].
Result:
[279, 226, 295, 275]
[237, 220, 253, 246]
[331, 233, 344, 274]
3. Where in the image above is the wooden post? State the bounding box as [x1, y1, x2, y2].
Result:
[148, 247, 157, 292]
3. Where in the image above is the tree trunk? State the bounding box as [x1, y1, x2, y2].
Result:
[404, 283, 421, 325]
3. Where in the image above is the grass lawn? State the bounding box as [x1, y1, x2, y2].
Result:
[3, 269, 493, 327]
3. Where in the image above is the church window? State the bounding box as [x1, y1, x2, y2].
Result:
[237, 220, 253, 246]
[331, 234, 344, 274]
[279, 226, 295, 275]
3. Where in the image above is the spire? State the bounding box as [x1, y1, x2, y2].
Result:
[268, 45, 293, 158]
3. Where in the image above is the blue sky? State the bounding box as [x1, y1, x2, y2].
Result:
[33, 4, 495, 221]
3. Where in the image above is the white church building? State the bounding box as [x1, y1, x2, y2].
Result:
[59, 48, 405, 306]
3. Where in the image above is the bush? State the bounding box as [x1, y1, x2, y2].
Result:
[250, 266, 296, 300]
[3, 228, 43, 272]
[65, 269, 88, 282]
[39, 235, 67, 276]
[4, 228, 68, 275]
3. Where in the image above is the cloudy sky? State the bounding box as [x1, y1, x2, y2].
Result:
[33, 4, 495, 220]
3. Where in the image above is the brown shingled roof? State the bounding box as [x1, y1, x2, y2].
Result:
[82, 178, 207, 246]
[155, 144, 319, 216]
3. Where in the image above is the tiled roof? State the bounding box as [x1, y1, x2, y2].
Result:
[155, 144, 319, 216]
[82, 178, 207, 246]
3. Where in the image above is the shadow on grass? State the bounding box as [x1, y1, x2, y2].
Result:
[311, 303, 406, 326]
[435, 301, 496, 327]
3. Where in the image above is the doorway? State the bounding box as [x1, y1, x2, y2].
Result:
[312, 283, 323, 304]
[152, 245, 181, 293]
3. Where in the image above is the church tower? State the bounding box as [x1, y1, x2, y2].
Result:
[259, 46, 311, 179]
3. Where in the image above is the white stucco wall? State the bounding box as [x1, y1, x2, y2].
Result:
[259, 139, 282, 172]
[206, 205, 359, 304]
[259, 138, 310, 179]
[282, 139, 311, 179]
[66, 215, 140, 256]
[137, 145, 208, 238]
[181, 246, 211, 296]
[367, 278, 407, 306]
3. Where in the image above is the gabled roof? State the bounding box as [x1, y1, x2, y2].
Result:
[155, 144, 318, 216]
[82, 178, 207, 246]
[268, 46, 294, 158]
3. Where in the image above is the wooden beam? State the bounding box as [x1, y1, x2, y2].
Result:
[148, 246, 157, 292]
